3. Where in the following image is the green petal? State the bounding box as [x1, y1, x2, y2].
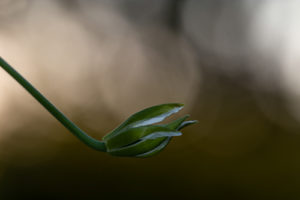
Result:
[107, 131, 180, 157]
[103, 103, 184, 141]
[135, 137, 172, 158]
[178, 120, 198, 130]
[108, 137, 166, 157]
[134, 119, 198, 158]
[165, 114, 190, 130]
[142, 131, 181, 140]
[105, 125, 180, 150]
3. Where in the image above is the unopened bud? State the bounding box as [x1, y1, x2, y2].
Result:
[102, 103, 197, 157]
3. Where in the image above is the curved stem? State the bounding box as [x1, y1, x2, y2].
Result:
[0, 57, 106, 152]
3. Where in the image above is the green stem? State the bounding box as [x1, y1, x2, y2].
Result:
[0, 57, 106, 152]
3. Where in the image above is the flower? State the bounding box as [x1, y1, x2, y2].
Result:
[102, 103, 197, 157]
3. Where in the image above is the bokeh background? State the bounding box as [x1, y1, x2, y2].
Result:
[1, 0, 300, 199]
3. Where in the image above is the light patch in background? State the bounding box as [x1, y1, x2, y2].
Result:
[182, 0, 283, 90]
[0, 0, 29, 18]
[77, 0, 201, 118]
[182, 0, 300, 128]
[250, 0, 300, 123]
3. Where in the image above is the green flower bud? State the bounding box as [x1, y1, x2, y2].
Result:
[102, 103, 197, 158]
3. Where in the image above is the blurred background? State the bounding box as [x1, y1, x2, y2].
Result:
[1, 0, 300, 199]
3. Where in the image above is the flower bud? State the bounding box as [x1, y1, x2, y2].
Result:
[102, 103, 197, 157]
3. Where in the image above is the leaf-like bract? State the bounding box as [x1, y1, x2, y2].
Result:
[106, 125, 180, 150]
[108, 131, 180, 157]
[177, 120, 198, 130]
[103, 103, 183, 141]
[135, 137, 172, 158]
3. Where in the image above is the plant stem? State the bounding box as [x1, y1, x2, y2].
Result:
[0, 57, 106, 152]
